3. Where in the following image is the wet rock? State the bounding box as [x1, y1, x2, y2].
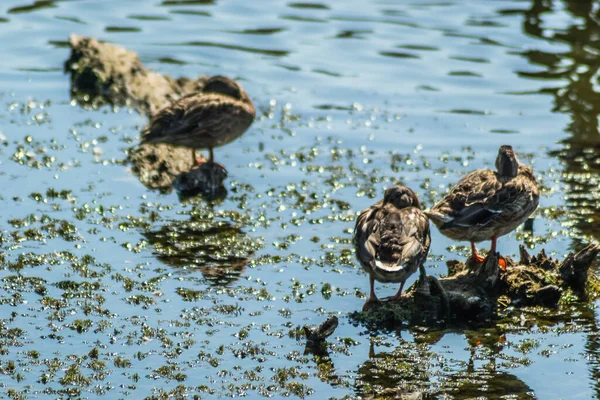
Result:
[172, 162, 228, 202]
[558, 244, 599, 294]
[531, 284, 562, 307]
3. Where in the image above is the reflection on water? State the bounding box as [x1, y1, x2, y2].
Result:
[444, 370, 534, 399]
[143, 214, 257, 285]
[160, 0, 216, 6]
[355, 329, 535, 399]
[356, 341, 431, 398]
[521, 0, 600, 242]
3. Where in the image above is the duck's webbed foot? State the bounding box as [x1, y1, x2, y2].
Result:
[385, 281, 405, 302]
[192, 149, 207, 166]
[496, 255, 507, 271]
[470, 241, 486, 263]
[362, 296, 380, 311]
[363, 275, 380, 311]
[471, 254, 486, 263]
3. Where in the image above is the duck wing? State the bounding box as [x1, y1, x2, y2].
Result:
[142, 93, 196, 140]
[353, 201, 383, 267]
[436, 168, 532, 230]
[439, 203, 503, 229]
[142, 94, 244, 144]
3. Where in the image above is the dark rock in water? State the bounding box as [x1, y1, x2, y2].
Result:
[531, 284, 562, 307]
[351, 244, 600, 328]
[558, 243, 599, 294]
[172, 162, 228, 201]
[64, 34, 206, 115]
[128, 143, 228, 197]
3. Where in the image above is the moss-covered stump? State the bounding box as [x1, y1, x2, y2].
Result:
[352, 244, 600, 328]
[65, 35, 221, 190]
[65, 34, 207, 115]
[127, 143, 195, 191]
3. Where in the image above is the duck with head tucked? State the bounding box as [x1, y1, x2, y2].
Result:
[354, 185, 431, 310]
[425, 145, 539, 270]
[142, 75, 255, 166]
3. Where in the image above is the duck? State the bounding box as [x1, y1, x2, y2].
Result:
[354, 185, 431, 310]
[142, 75, 255, 165]
[425, 145, 539, 269]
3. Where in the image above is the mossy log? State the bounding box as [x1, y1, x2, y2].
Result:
[352, 244, 600, 328]
[65, 34, 224, 192]
[127, 143, 195, 191]
[65, 34, 206, 115]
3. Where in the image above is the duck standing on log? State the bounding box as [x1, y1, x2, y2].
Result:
[426, 145, 539, 270]
[354, 185, 431, 310]
[142, 75, 255, 166]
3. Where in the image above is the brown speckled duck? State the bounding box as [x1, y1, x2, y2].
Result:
[425, 145, 539, 269]
[142, 75, 255, 165]
[354, 185, 431, 309]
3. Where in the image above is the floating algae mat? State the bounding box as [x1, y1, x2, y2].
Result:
[1, 0, 600, 399]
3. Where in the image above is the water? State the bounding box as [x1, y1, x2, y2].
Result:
[0, 0, 599, 398]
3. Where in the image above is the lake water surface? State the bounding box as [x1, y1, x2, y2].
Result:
[1, 0, 600, 398]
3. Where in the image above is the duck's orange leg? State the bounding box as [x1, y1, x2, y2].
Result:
[193, 149, 207, 165]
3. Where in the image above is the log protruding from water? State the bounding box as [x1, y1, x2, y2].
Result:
[65, 35, 228, 192]
[65, 34, 206, 115]
[353, 244, 600, 328]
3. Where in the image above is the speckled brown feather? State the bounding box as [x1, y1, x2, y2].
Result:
[354, 188, 431, 284]
[142, 77, 255, 150]
[426, 164, 539, 242]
